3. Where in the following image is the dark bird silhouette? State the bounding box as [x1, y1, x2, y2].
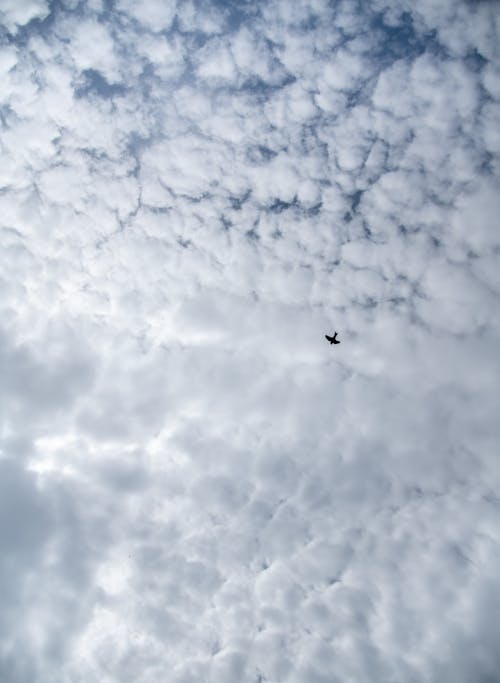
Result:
[325, 332, 340, 345]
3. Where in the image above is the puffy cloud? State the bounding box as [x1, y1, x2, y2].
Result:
[117, 0, 177, 33]
[0, 0, 49, 34]
[59, 17, 123, 84]
[1, 1, 499, 681]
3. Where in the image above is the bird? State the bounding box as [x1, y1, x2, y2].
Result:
[325, 332, 340, 345]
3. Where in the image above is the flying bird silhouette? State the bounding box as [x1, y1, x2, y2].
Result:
[325, 332, 340, 345]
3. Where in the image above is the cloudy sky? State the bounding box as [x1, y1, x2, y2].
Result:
[1, 0, 500, 681]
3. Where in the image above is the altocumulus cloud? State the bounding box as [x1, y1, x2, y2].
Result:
[1, 1, 500, 681]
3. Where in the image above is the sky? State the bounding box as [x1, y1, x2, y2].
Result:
[1, 1, 500, 681]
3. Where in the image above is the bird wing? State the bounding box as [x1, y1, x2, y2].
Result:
[325, 335, 333, 342]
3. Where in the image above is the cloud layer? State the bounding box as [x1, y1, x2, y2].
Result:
[1, 1, 500, 681]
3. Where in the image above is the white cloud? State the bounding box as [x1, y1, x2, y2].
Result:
[117, 0, 177, 33]
[176, 0, 227, 36]
[483, 63, 500, 100]
[0, 0, 49, 34]
[0, 45, 18, 75]
[196, 39, 238, 84]
[63, 18, 123, 83]
[1, 1, 499, 682]
[136, 34, 186, 80]
[230, 28, 273, 83]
